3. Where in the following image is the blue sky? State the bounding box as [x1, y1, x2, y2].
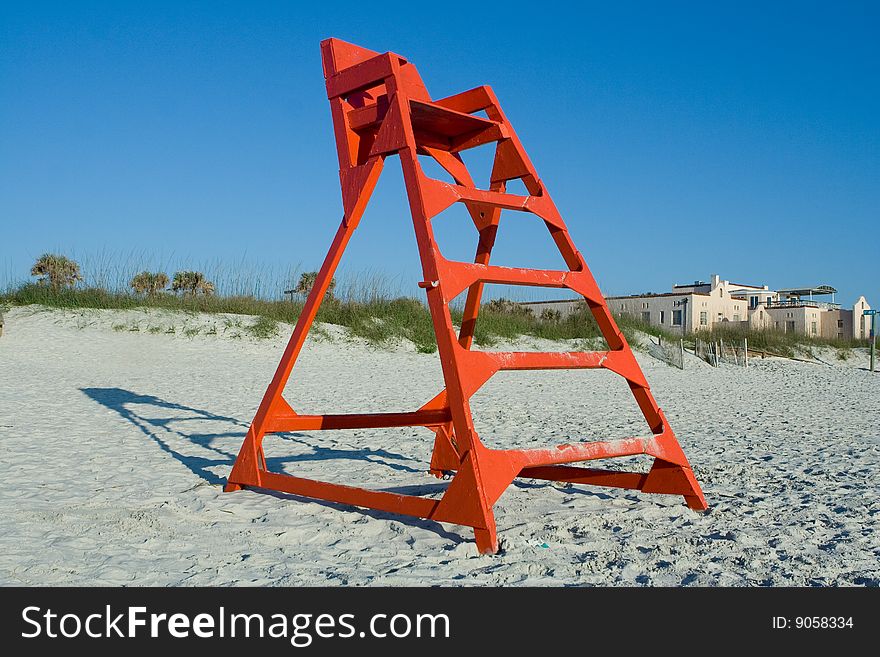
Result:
[1, 1, 877, 305]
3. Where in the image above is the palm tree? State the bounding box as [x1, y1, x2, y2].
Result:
[171, 271, 187, 295]
[194, 275, 215, 296]
[30, 254, 82, 291]
[130, 271, 169, 296]
[295, 271, 335, 299]
[171, 271, 214, 296]
[171, 271, 194, 295]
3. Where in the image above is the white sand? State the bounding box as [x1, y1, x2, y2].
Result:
[0, 305, 877, 586]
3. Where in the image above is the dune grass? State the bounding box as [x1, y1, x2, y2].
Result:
[4, 282, 304, 321]
[2, 282, 618, 351]
[245, 315, 280, 340]
[689, 323, 868, 357]
[3, 282, 868, 355]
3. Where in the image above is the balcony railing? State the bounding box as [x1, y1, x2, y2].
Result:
[764, 299, 840, 310]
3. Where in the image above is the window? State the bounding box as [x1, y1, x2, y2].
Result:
[641, 311, 651, 323]
[775, 321, 779, 329]
[811, 321, 817, 335]
[700, 311, 707, 326]
[717, 312, 723, 322]
[733, 314, 740, 322]
[786, 320, 796, 332]
[838, 332, 843, 339]
[672, 310, 683, 326]
[750, 295, 758, 308]
[837, 320, 844, 328]
[759, 311, 764, 319]
[660, 310, 665, 324]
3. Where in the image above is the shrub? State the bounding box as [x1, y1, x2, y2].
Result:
[171, 271, 215, 296]
[484, 298, 533, 317]
[295, 271, 335, 299]
[246, 315, 279, 339]
[129, 271, 169, 296]
[30, 254, 82, 291]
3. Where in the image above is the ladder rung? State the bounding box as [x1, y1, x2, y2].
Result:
[436, 258, 601, 302]
[265, 408, 452, 433]
[455, 348, 646, 397]
[453, 184, 530, 210]
[517, 436, 652, 467]
[481, 350, 611, 371]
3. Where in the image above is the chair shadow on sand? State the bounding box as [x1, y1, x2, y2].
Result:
[80, 387, 465, 543]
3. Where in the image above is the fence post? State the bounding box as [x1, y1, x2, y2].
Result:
[744, 338, 748, 368]
[679, 339, 685, 370]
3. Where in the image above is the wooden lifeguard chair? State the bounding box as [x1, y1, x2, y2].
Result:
[225, 39, 707, 553]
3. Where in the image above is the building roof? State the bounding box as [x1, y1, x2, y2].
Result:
[776, 285, 837, 296]
[516, 298, 583, 306]
[673, 280, 766, 290]
[606, 291, 710, 300]
[727, 283, 768, 290]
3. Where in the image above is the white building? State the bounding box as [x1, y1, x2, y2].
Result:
[520, 274, 872, 339]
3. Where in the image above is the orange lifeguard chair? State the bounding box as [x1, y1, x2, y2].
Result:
[225, 39, 707, 554]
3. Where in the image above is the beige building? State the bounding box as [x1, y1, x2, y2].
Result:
[853, 296, 873, 339]
[606, 275, 753, 334]
[520, 274, 872, 340]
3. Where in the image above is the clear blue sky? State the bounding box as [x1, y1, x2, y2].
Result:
[1, 1, 877, 306]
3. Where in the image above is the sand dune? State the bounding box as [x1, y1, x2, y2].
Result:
[0, 305, 877, 586]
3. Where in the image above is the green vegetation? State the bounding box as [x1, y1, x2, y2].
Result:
[30, 254, 82, 291]
[318, 296, 436, 352]
[1, 283, 619, 350]
[171, 271, 215, 296]
[246, 315, 279, 340]
[294, 271, 336, 299]
[687, 323, 866, 357]
[2, 269, 868, 354]
[469, 299, 604, 345]
[130, 271, 169, 296]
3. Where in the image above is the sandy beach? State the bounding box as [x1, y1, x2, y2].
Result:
[0, 305, 877, 586]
